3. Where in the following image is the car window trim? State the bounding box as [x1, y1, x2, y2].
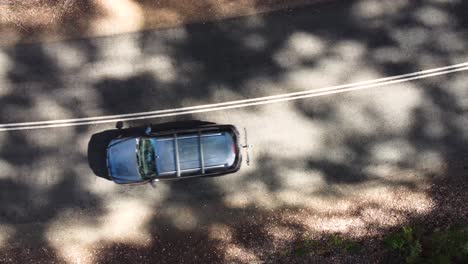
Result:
[198, 131, 205, 174]
[154, 132, 222, 141]
[174, 133, 181, 177]
[157, 164, 226, 176]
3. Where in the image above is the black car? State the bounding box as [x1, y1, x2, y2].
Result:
[101, 123, 243, 185]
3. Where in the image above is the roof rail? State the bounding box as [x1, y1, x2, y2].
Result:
[174, 133, 181, 177]
[198, 130, 205, 174]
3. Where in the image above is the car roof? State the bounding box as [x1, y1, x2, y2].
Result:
[106, 124, 242, 184]
[141, 129, 237, 178]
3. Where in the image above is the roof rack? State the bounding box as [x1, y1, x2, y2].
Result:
[170, 129, 225, 177]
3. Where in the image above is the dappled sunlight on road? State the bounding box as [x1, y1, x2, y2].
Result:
[90, 0, 144, 36]
[0, 0, 467, 262]
[274, 31, 326, 68]
[0, 224, 15, 249]
[0, 0, 317, 46]
[46, 197, 154, 263]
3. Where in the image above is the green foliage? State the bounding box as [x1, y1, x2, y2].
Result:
[343, 240, 361, 253]
[292, 236, 319, 256]
[330, 234, 361, 253]
[385, 225, 468, 264]
[292, 246, 309, 256]
[385, 232, 407, 251]
[406, 240, 422, 264]
[429, 226, 468, 263]
[384, 226, 422, 263]
[288, 226, 467, 261]
[463, 241, 468, 255]
[330, 234, 344, 247]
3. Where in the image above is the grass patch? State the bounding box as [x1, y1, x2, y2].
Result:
[385, 225, 468, 263]
[330, 234, 361, 253]
[291, 236, 322, 256]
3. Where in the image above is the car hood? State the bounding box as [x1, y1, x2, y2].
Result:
[107, 138, 142, 184]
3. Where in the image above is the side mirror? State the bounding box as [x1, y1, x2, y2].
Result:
[145, 125, 152, 135]
[116, 121, 123, 130]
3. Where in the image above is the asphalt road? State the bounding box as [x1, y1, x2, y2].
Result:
[0, 0, 467, 263]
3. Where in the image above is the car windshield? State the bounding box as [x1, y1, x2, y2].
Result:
[137, 138, 157, 178]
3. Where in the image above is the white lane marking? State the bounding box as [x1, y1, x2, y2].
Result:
[1, 63, 468, 131]
[3, 62, 467, 127]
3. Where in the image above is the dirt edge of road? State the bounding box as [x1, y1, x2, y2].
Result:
[0, 0, 326, 46]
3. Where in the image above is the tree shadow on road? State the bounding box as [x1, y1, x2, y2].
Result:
[0, 0, 467, 262]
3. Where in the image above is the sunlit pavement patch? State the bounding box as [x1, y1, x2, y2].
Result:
[46, 198, 153, 263]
